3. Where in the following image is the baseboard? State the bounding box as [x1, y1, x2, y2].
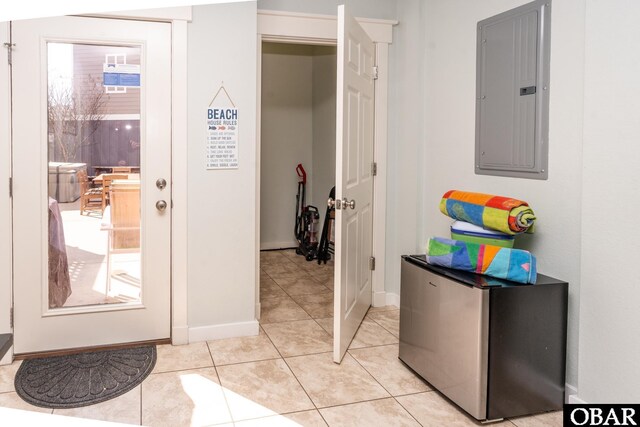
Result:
[566, 383, 585, 403]
[372, 291, 400, 308]
[171, 326, 189, 345]
[385, 292, 400, 307]
[567, 385, 585, 403]
[188, 320, 259, 342]
[260, 241, 297, 251]
[372, 291, 387, 307]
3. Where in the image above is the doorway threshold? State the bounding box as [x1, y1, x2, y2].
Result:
[0, 333, 12, 360]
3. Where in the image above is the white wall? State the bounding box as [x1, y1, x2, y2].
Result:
[257, 0, 397, 20]
[310, 46, 337, 212]
[0, 22, 12, 364]
[578, 0, 640, 403]
[260, 43, 314, 249]
[405, 0, 586, 388]
[385, 0, 426, 304]
[187, 1, 258, 336]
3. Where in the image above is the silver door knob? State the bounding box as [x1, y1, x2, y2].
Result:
[156, 200, 167, 211]
[156, 178, 167, 190]
[328, 197, 342, 210]
[342, 198, 356, 209]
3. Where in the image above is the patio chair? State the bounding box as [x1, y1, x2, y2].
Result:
[101, 174, 128, 212]
[101, 180, 140, 296]
[78, 170, 102, 215]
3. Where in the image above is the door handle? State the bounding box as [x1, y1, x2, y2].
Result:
[156, 200, 167, 212]
[341, 198, 356, 210]
[328, 197, 342, 210]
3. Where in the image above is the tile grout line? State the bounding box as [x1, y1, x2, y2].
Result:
[213, 355, 282, 368]
[316, 395, 414, 413]
[393, 395, 426, 427]
[346, 336, 428, 426]
[205, 341, 235, 424]
[348, 339, 400, 351]
[260, 292, 316, 324]
[265, 271, 332, 302]
[264, 251, 410, 424]
[310, 316, 332, 338]
[279, 355, 333, 427]
[365, 313, 400, 339]
[346, 348, 400, 401]
[266, 344, 334, 361]
[213, 364, 235, 425]
[350, 313, 452, 426]
[150, 362, 216, 376]
[259, 321, 322, 418]
[261, 288, 331, 300]
[206, 324, 282, 368]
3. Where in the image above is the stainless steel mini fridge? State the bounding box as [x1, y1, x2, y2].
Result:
[399, 255, 567, 421]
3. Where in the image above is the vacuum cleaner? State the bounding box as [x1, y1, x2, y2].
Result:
[317, 186, 335, 264]
[294, 164, 320, 261]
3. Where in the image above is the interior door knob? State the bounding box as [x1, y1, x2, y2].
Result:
[341, 198, 356, 209]
[328, 197, 342, 210]
[156, 200, 167, 211]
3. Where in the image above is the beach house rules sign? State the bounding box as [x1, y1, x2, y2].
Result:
[206, 107, 239, 169]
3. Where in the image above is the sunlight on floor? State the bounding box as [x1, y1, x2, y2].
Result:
[179, 373, 304, 426]
[179, 373, 231, 426]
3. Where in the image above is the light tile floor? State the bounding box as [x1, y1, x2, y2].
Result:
[0, 249, 563, 426]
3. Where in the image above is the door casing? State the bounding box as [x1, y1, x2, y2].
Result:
[11, 15, 172, 353]
[88, 8, 191, 348]
[0, 22, 13, 365]
[255, 11, 395, 318]
[69, 10, 192, 349]
[0, 9, 191, 363]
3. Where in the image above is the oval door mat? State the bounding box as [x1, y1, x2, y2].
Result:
[15, 345, 156, 409]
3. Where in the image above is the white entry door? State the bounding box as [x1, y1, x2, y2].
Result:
[333, 6, 376, 363]
[12, 16, 172, 354]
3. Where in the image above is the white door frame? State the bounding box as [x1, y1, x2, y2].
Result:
[78, 8, 192, 346]
[255, 10, 396, 318]
[0, 22, 13, 365]
[0, 8, 191, 363]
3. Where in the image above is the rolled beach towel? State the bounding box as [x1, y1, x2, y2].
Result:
[440, 190, 536, 235]
[426, 237, 537, 284]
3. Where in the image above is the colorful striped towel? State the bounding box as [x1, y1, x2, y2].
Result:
[426, 237, 537, 284]
[440, 190, 536, 235]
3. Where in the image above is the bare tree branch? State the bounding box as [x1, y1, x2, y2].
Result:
[48, 74, 108, 163]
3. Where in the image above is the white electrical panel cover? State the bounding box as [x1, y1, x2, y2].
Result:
[475, 0, 551, 180]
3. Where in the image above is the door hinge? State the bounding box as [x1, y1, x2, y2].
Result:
[372, 65, 379, 80]
[3, 42, 15, 66]
[369, 256, 376, 271]
[10, 307, 13, 329]
[371, 162, 377, 177]
[8, 177, 12, 198]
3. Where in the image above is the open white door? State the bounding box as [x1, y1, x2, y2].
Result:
[12, 16, 171, 353]
[333, 6, 376, 363]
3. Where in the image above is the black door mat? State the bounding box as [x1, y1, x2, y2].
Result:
[14, 345, 156, 409]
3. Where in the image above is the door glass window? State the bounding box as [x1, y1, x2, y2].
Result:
[47, 42, 142, 309]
